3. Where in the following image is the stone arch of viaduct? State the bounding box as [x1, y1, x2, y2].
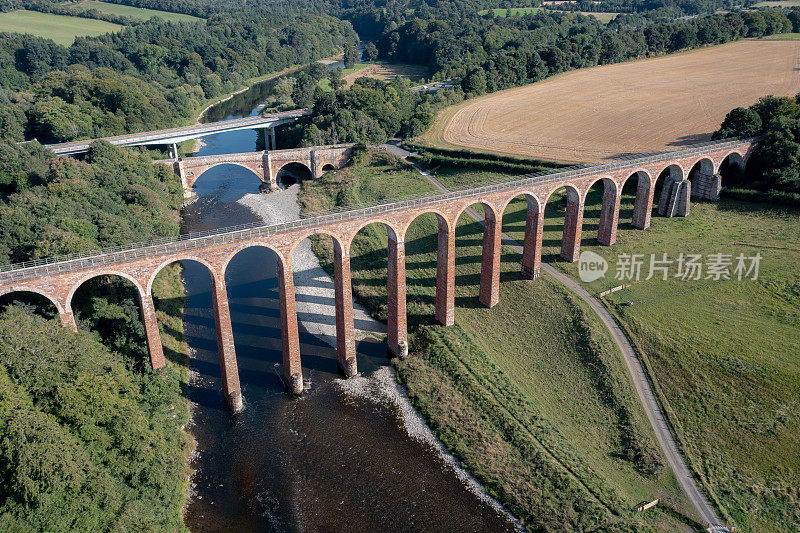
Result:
[167, 144, 355, 195]
[0, 140, 754, 412]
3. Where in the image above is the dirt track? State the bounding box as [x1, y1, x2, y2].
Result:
[434, 40, 800, 162]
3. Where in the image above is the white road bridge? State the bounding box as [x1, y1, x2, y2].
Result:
[44, 108, 312, 156]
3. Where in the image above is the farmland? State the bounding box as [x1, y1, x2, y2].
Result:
[424, 40, 800, 163]
[342, 62, 427, 86]
[318, 61, 429, 92]
[69, 1, 203, 23]
[0, 9, 121, 45]
[754, 0, 800, 5]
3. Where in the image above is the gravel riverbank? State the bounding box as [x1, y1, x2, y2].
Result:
[238, 185, 385, 347]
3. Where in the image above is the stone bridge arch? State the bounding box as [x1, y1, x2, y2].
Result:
[273, 161, 313, 188]
[266, 145, 355, 190]
[0, 286, 67, 326]
[543, 183, 584, 262]
[180, 159, 266, 192]
[500, 192, 543, 280]
[655, 164, 690, 217]
[620, 170, 654, 230]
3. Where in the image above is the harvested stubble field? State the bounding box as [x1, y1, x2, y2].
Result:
[342, 62, 428, 86]
[428, 40, 800, 163]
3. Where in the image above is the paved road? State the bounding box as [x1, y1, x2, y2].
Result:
[44, 109, 312, 155]
[383, 141, 728, 531]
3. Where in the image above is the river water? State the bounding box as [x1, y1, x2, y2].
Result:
[181, 82, 519, 532]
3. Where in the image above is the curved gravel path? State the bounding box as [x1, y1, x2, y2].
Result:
[388, 143, 728, 531]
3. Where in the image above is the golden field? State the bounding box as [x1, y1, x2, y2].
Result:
[426, 40, 800, 162]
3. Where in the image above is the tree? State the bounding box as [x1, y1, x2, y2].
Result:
[462, 68, 487, 96]
[364, 42, 379, 61]
[200, 73, 222, 98]
[291, 72, 317, 108]
[329, 68, 346, 91]
[759, 116, 800, 190]
[344, 43, 359, 69]
[713, 107, 763, 139]
[669, 26, 697, 52]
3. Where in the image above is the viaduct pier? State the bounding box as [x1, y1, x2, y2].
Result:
[0, 138, 754, 412]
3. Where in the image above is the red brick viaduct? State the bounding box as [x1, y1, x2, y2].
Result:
[158, 144, 356, 196]
[0, 139, 754, 411]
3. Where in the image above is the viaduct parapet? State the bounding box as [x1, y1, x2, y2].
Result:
[0, 138, 755, 411]
[161, 144, 356, 196]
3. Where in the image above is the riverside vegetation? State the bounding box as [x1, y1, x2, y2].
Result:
[298, 149, 701, 531]
[0, 140, 194, 529]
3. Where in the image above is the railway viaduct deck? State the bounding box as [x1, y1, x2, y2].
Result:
[0, 137, 754, 412]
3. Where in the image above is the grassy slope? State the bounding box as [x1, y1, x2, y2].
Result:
[0, 10, 121, 46]
[299, 151, 695, 531]
[434, 165, 800, 531]
[151, 263, 195, 520]
[72, 1, 202, 23]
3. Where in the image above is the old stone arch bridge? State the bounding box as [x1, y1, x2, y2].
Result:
[158, 144, 356, 195]
[0, 138, 754, 411]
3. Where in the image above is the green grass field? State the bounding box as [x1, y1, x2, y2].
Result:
[761, 32, 800, 40]
[0, 9, 121, 45]
[478, 7, 618, 23]
[479, 7, 544, 16]
[299, 151, 698, 530]
[431, 163, 800, 531]
[70, 1, 202, 23]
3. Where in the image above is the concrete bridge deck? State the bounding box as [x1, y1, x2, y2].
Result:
[44, 109, 312, 155]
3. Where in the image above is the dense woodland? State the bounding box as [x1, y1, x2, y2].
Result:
[714, 95, 800, 194]
[0, 8, 355, 143]
[0, 307, 190, 531]
[0, 140, 191, 529]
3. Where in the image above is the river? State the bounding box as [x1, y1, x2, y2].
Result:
[181, 77, 520, 532]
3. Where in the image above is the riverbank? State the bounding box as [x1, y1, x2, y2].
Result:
[194, 52, 345, 123]
[151, 264, 196, 520]
[229, 175, 521, 528]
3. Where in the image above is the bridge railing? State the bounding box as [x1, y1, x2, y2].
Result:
[0, 137, 756, 283]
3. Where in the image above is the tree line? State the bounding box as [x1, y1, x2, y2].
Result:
[373, 9, 797, 95]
